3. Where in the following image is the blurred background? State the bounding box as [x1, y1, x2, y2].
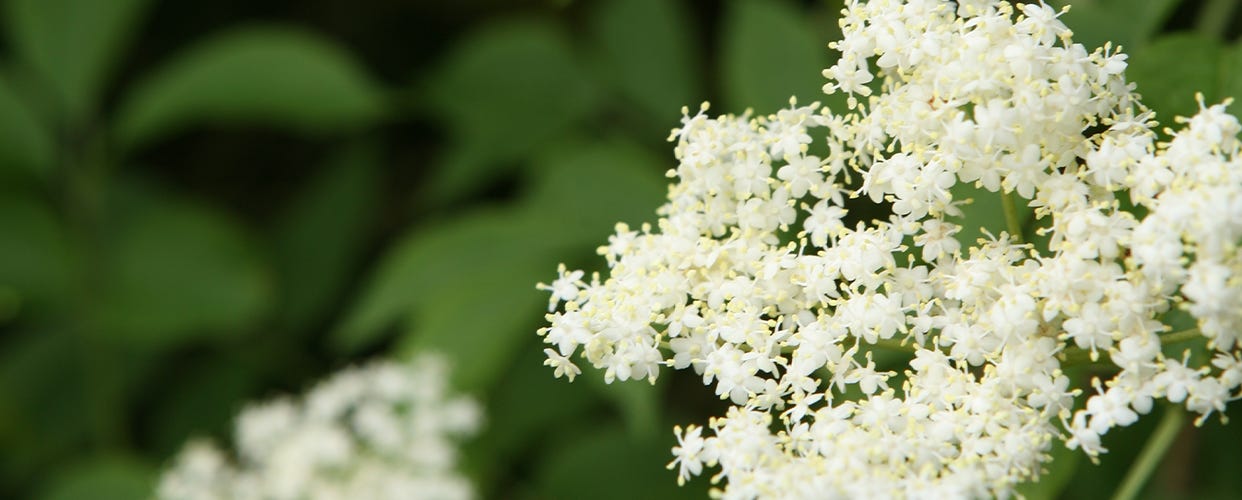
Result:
[0, 0, 1240, 498]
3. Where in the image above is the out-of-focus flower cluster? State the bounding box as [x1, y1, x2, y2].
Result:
[537, 0, 1242, 497]
[158, 354, 481, 500]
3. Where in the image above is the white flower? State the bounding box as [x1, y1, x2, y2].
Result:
[537, 0, 1242, 496]
[1085, 381, 1139, 434]
[543, 348, 582, 381]
[158, 354, 481, 500]
[537, 264, 586, 312]
[803, 200, 847, 248]
[668, 425, 710, 485]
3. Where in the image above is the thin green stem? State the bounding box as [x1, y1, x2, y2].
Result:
[1158, 327, 1202, 346]
[1001, 190, 1024, 244]
[1111, 406, 1186, 500]
[63, 121, 126, 448]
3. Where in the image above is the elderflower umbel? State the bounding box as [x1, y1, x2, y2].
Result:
[157, 353, 482, 500]
[537, 0, 1242, 498]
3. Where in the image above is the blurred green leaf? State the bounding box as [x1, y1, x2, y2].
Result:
[522, 139, 667, 245]
[0, 72, 54, 179]
[534, 424, 703, 500]
[114, 26, 386, 151]
[1015, 441, 1081, 500]
[1160, 307, 1198, 333]
[1216, 41, 1242, 110]
[395, 248, 548, 392]
[36, 454, 155, 500]
[271, 143, 378, 333]
[1192, 416, 1242, 497]
[145, 356, 259, 457]
[470, 344, 601, 468]
[0, 193, 73, 319]
[1052, 0, 1179, 52]
[591, 0, 700, 124]
[808, 0, 851, 114]
[720, 0, 828, 113]
[336, 140, 666, 391]
[333, 203, 559, 392]
[948, 183, 1030, 249]
[331, 207, 552, 357]
[395, 142, 667, 392]
[1061, 406, 1165, 500]
[422, 19, 599, 201]
[97, 181, 272, 346]
[2, 0, 152, 121]
[0, 331, 90, 484]
[581, 367, 662, 439]
[1128, 34, 1225, 124]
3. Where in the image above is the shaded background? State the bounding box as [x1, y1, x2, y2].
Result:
[0, 0, 1240, 498]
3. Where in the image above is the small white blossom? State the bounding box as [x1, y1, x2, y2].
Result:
[538, 0, 1242, 497]
[158, 354, 481, 500]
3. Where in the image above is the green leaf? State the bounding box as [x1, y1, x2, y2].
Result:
[36, 454, 155, 500]
[948, 183, 1030, 249]
[0, 71, 54, 179]
[113, 26, 386, 151]
[331, 207, 553, 357]
[407, 143, 666, 392]
[581, 367, 662, 439]
[97, 180, 272, 347]
[468, 344, 601, 467]
[2, 0, 153, 121]
[1128, 34, 1225, 124]
[1015, 441, 1082, 500]
[270, 143, 378, 333]
[421, 19, 599, 201]
[336, 206, 558, 392]
[522, 139, 668, 246]
[394, 258, 547, 393]
[1192, 411, 1242, 498]
[0, 330, 90, 482]
[1216, 41, 1242, 110]
[335, 141, 667, 392]
[0, 193, 73, 320]
[1060, 406, 1166, 500]
[720, 0, 829, 113]
[1052, 0, 1180, 52]
[534, 424, 705, 500]
[145, 355, 259, 456]
[590, 0, 701, 124]
[402, 142, 665, 392]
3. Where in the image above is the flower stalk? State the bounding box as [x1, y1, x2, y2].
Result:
[1112, 406, 1186, 500]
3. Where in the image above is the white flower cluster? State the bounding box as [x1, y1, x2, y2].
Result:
[158, 354, 482, 500]
[537, 0, 1242, 498]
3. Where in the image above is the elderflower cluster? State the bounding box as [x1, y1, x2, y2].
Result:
[537, 0, 1242, 497]
[157, 354, 481, 500]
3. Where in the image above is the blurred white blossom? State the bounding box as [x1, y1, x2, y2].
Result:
[537, 0, 1242, 497]
[158, 353, 481, 500]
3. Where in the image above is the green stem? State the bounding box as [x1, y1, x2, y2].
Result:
[1111, 406, 1186, 500]
[1001, 190, 1024, 244]
[1158, 328, 1202, 346]
[63, 122, 125, 448]
[1197, 0, 1236, 39]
